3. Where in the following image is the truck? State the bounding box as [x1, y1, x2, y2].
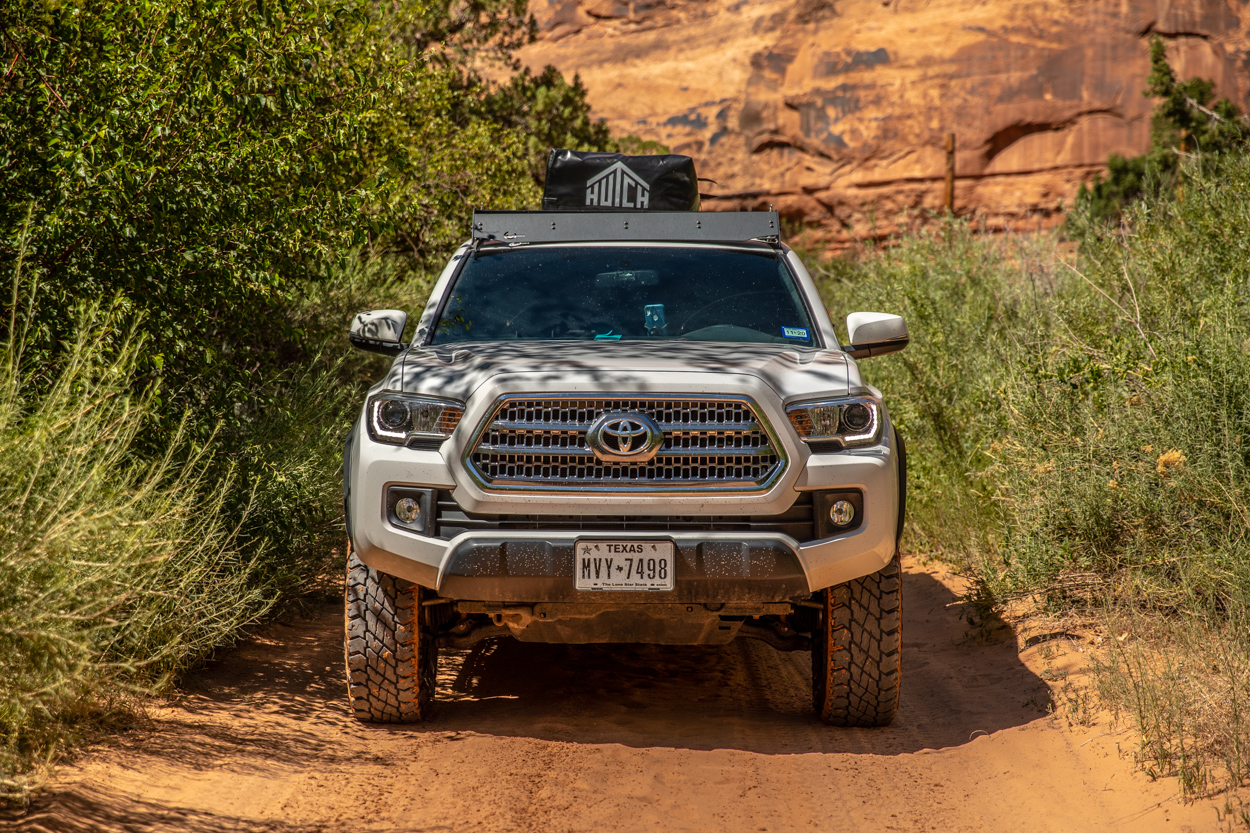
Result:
[343, 154, 909, 727]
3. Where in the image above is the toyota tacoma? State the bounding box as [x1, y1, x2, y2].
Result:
[343, 155, 909, 727]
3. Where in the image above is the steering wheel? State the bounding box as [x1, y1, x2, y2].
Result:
[676, 291, 780, 334]
[500, 299, 557, 328]
[502, 299, 619, 339]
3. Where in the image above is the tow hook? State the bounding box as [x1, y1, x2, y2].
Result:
[490, 606, 534, 630]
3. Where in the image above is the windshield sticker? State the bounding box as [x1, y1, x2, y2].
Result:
[781, 326, 810, 340]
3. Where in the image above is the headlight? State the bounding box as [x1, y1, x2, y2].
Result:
[367, 393, 464, 447]
[786, 396, 881, 450]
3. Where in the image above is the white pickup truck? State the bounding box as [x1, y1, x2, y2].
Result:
[343, 207, 909, 727]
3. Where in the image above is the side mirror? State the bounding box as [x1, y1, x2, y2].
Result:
[843, 312, 908, 359]
[349, 310, 408, 356]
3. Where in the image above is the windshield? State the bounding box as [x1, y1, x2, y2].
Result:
[430, 245, 817, 346]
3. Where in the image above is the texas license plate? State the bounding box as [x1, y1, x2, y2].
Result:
[574, 540, 675, 591]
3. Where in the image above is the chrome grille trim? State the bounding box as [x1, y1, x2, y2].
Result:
[464, 395, 787, 493]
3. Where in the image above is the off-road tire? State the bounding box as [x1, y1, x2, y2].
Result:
[344, 550, 437, 722]
[812, 553, 903, 726]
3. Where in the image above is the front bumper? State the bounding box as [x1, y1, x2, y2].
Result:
[439, 533, 806, 603]
[349, 428, 901, 596]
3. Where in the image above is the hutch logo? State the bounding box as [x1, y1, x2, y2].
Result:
[585, 161, 650, 208]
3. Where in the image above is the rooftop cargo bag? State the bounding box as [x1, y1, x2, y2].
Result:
[542, 149, 700, 212]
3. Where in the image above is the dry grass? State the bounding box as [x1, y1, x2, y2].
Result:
[0, 313, 272, 802]
[1096, 606, 1250, 797]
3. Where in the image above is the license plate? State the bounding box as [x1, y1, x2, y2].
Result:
[575, 540, 675, 591]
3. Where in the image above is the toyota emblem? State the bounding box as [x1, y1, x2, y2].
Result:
[586, 412, 664, 463]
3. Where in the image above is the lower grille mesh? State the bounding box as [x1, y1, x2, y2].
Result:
[435, 491, 814, 540]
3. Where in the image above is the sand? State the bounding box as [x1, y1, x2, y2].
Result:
[4, 555, 1235, 832]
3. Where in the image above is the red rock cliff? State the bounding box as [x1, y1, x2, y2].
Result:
[517, 0, 1250, 241]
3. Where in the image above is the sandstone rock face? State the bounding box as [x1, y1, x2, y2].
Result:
[518, 0, 1250, 242]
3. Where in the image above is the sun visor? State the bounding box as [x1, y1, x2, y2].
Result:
[542, 149, 700, 212]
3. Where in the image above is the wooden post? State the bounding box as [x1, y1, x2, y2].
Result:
[944, 133, 956, 214]
[1177, 128, 1189, 202]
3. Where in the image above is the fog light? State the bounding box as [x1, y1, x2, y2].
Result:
[829, 499, 856, 527]
[395, 497, 422, 525]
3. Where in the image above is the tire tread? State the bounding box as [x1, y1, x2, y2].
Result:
[344, 550, 436, 723]
[812, 553, 903, 727]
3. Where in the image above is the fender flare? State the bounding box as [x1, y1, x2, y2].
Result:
[343, 426, 356, 548]
[894, 427, 907, 550]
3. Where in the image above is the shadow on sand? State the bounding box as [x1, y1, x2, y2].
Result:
[111, 565, 1053, 758]
[414, 569, 1051, 755]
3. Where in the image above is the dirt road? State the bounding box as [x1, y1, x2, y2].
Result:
[4, 557, 1234, 832]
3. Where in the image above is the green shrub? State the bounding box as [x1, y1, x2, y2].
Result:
[478, 66, 616, 186]
[0, 234, 440, 799]
[994, 165, 1250, 793]
[222, 256, 439, 589]
[810, 155, 1250, 793]
[0, 0, 624, 796]
[995, 155, 1250, 606]
[806, 224, 1053, 554]
[1074, 37, 1248, 223]
[0, 0, 546, 396]
[0, 307, 269, 800]
[0, 0, 616, 452]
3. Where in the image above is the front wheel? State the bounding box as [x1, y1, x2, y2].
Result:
[812, 553, 902, 726]
[344, 550, 437, 723]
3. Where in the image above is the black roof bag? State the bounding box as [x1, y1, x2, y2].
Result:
[542, 149, 700, 212]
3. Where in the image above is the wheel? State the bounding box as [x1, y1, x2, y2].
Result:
[812, 552, 903, 726]
[344, 549, 437, 722]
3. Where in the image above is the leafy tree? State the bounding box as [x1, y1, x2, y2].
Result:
[615, 134, 672, 156]
[1074, 37, 1249, 223]
[477, 66, 616, 185]
[1144, 36, 1246, 154]
[0, 0, 616, 413]
[0, 1, 624, 787]
[2, 1, 409, 374]
[391, 0, 534, 69]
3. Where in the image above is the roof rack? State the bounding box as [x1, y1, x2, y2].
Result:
[471, 210, 781, 246]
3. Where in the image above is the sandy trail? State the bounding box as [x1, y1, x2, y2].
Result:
[3, 556, 1232, 832]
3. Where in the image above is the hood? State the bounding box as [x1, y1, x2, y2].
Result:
[391, 340, 858, 403]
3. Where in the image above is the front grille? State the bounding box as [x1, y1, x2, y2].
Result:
[466, 395, 786, 491]
[435, 491, 814, 541]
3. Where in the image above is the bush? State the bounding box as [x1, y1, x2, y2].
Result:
[997, 155, 1250, 604]
[221, 256, 439, 586]
[1046, 58, 1250, 729]
[477, 66, 616, 186]
[992, 156, 1250, 792]
[0, 0, 548, 399]
[0, 233, 441, 800]
[806, 224, 1053, 554]
[811, 152, 1250, 794]
[0, 306, 269, 801]
[1074, 37, 1248, 223]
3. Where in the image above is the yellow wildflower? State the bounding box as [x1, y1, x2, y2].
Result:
[1156, 449, 1186, 478]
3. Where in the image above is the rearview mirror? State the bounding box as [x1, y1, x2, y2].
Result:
[595, 269, 659, 287]
[843, 312, 908, 359]
[349, 310, 408, 356]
